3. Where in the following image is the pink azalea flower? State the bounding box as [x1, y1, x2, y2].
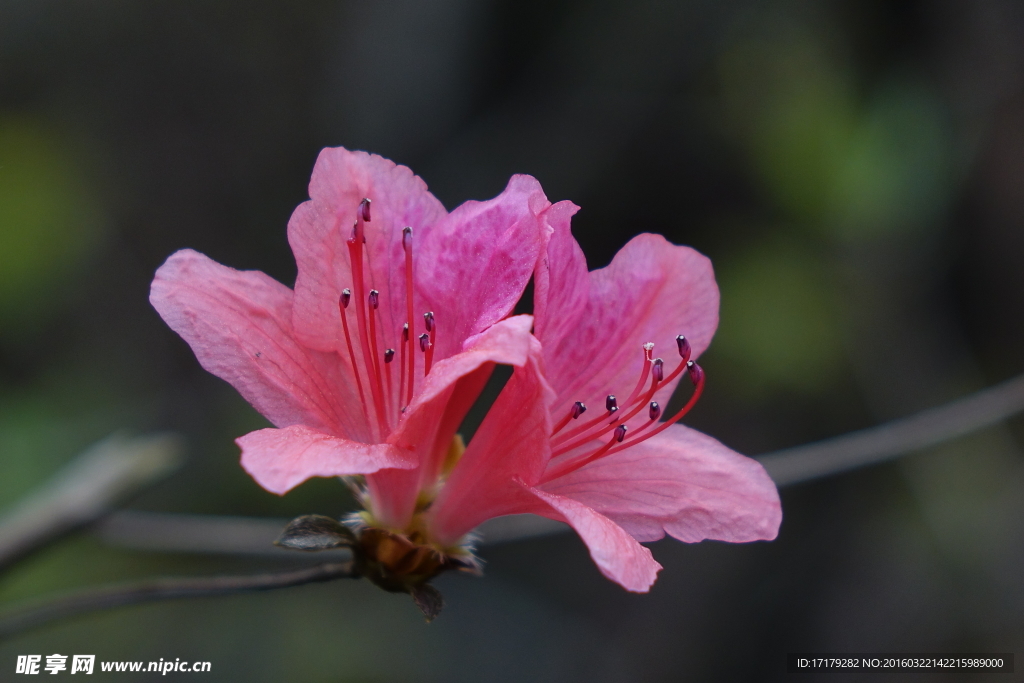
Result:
[150, 146, 780, 606]
[150, 146, 548, 535]
[423, 201, 782, 592]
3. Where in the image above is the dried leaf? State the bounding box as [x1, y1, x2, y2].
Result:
[409, 583, 444, 622]
[274, 515, 355, 551]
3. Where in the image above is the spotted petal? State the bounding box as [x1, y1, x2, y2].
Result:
[535, 208, 719, 425]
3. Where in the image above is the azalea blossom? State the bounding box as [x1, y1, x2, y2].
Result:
[150, 146, 780, 611]
[424, 201, 782, 591]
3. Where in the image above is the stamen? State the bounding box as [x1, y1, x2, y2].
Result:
[572, 401, 587, 418]
[551, 401, 587, 437]
[604, 362, 706, 457]
[347, 212, 387, 438]
[623, 343, 655, 406]
[366, 290, 389, 431]
[424, 312, 436, 375]
[338, 290, 367, 419]
[686, 359, 703, 385]
[419, 332, 434, 375]
[541, 425, 628, 483]
[384, 349, 395, 421]
[403, 227, 415, 406]
[676, 335, 691, 363]
[399, 323, 408, 411]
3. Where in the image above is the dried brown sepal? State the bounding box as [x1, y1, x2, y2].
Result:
[274, 514, 355, 551]
[409, 583, 444, 622]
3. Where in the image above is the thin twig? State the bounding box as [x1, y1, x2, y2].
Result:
[95, 510, 568, 557]
[757, 372, 1024, 486]
[0, 562, 357, 640]
[0, 433, 185, 573]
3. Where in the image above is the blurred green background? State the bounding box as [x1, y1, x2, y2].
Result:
[2, 0, 1023, 680]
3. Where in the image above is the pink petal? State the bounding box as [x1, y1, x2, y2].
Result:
[366, 315, 538, 529]
[238, 425, 415, 495]
[535, 218, 719, 426]
[524, 486, 663, 593]
[415, 174, 550, 361]
[289, 147, 447, 354]
[541, 423, 781, 543]
[150, 249, 369, 440]
[533, 200, 587, 344]
[426, 336, 555, 544]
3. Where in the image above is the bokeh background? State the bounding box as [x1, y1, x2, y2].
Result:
[2, 0, 1024, 680]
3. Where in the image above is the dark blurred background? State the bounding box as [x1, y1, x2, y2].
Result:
[2, 0, 1024, 680]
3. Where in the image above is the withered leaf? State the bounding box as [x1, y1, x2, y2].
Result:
[275, 514, 355, 551]
[409, 583, 445, 622]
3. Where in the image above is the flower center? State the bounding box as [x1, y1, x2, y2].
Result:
[539, 335, 705, 483]
[337, 198, 437, 441]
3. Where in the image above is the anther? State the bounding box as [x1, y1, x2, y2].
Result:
[402, 323, 409, 341]
[571, 401, 587, 419]
[605, 395, 617, 412]
[423, 311, 434, 332]
[419, 333, 430, 353]
[652, 358, 664, 382]
[687, 360, 703, 385]
[649, 402, 661, 420]
[359, 198, 371, 222]
[614, 425, 628, 442]
[340, 288, 351, 309]
[368, 290, 379, 309]
[676, 335, 691, 363]
[384, 349, 395, 364]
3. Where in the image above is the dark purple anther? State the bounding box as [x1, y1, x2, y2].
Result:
[402, 226, 413, 248]
[384, 348, 395, 363]
[649, 401, 661, 420]
[652, 358, 664, 382]
[424, 311, 434, 332]
[687, 360, 704, 385]
[368, 290, 379, 309]
[402, 323, 409, 341]
[419, 333, 430, 352]
[340, 288, 352, 309]
[614, 425, 628, 443]
[360, 198, 371, 222]
[571, 401, 586, 419]
[605, 395, 617, 412]
[676, 335, 691, 363]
